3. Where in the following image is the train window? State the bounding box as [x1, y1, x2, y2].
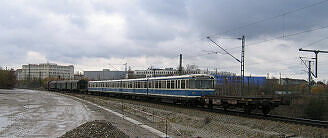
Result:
[151, 81, 154, 88]
[189, 80, 196, 89]
[171, 80, 175, 89]
[200, 80, 213, 89]
[166, 80, 170, 89]
[181, 80, 185, 89]
[186, 80, 189, 89]
[137, 82, 141, 88]
[158, 81, 162, 88]
[155, 81, 159, 88]
[161, 81, 166, 88]
[195, 80, 201, 89]
[177, 80, 180, 89]
[144, 81, 147, 88]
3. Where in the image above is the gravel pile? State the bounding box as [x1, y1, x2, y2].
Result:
[60, 120, 129, 138]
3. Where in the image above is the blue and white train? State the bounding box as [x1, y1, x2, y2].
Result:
[48, 74, 280, 114]
[88, 74, 216, 100]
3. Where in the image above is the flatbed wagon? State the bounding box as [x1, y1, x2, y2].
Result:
[202, 95, 280, 114]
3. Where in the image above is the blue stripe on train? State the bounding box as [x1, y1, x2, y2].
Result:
[88, 87, 215, 96]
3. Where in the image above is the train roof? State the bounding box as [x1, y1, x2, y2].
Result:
[89, 74, 214, 83]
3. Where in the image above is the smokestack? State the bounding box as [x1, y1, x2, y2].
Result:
[179, 54, 182, 75]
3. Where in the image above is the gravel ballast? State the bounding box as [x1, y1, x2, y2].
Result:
[60, 120, 129, 138]
[62, 93, 328, 137]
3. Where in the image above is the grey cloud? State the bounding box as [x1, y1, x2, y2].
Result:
[1, 0, 328, 79]
[187, 0, 328, 39]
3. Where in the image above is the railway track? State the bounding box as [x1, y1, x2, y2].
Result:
[60, 91, 328, 128]
[199, 107, 328, 128]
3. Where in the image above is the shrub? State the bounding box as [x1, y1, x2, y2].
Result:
[304, 97, 327, 120]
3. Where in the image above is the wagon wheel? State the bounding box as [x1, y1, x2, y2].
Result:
[262, 105, 271, 115]
[223, 104, 229, 111]
[244, 106, 252, 114]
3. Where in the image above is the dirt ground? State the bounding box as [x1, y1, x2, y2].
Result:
[0, 89, 159, 137]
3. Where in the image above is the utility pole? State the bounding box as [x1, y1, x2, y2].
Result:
[299, 48, 328, 78]
[207, 36, 245, 97]
[240, 35, 245, 96]
[178, 54, 183, 75]
[308, 61, 312, 94]
[299, 57, 314, 94]
[299, 49, 328, 94]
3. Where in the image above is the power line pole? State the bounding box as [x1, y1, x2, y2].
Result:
[299, 57, 314, 94]
[299, 48, 328, 78]
[308, 61, 312, 94]
[207, 36, 245, 96]
[240, 35, 245, 96]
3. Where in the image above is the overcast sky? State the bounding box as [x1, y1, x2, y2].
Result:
[1, 0, 328, 81]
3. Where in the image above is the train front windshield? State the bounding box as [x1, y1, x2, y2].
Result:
[189, 79, 214, 89]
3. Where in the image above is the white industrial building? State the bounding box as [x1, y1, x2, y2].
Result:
[17, 63, 74, 80]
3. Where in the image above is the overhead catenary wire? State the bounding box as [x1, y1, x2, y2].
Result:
[302, 36, 328, 48]
[224, 24, 328, 50]
[206, 36, 241, 63]
[207, 0, 328, 37]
